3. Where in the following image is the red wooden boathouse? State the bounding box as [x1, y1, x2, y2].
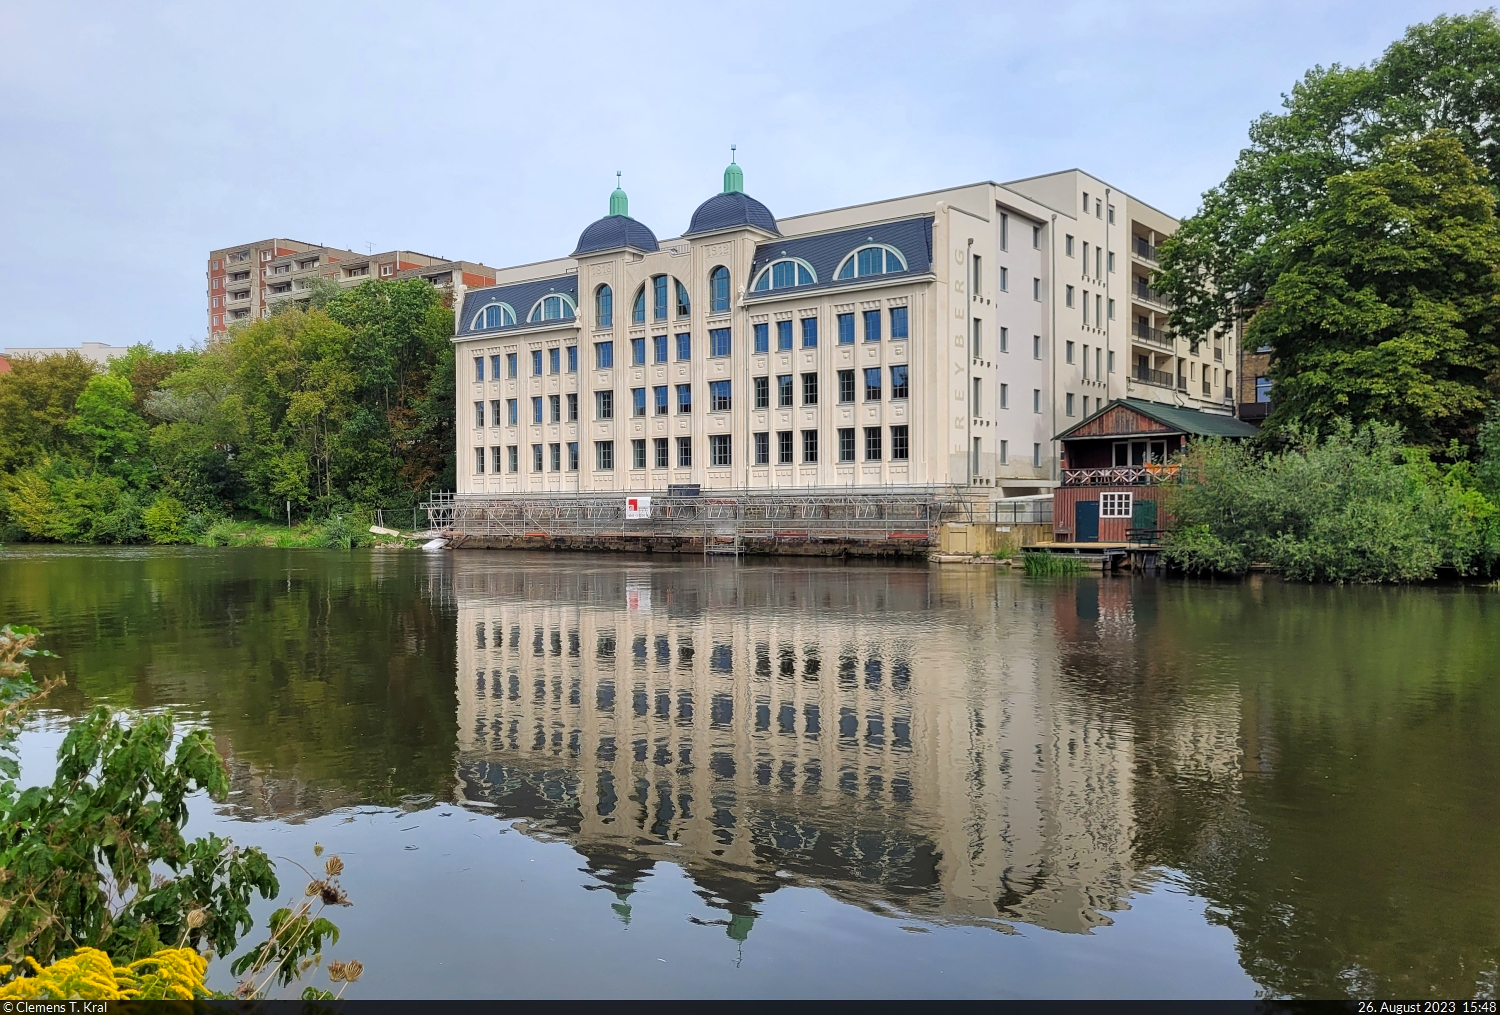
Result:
[1053, 398, 1259, 543]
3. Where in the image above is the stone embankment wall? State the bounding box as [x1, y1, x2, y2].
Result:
[443, 532, 932, 557]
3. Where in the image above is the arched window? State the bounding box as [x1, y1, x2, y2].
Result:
[750, 257, 816, 292]
[595, 284, 612, 327]
[835, 244, 907, 281]
[632, 285, 646, 324]
[526, 293, 577, 323]
[472, 302, 516, 330]
[709, 266, 730, 314]
[652, 275, 669, 320]
[675, 279, 690, 318]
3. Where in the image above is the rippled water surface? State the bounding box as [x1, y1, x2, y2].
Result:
[2, 546, 1496, 998]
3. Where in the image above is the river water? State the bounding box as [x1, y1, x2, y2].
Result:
[1, 545, 1496, 999]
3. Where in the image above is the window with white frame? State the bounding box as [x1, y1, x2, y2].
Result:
[1100, 492, 1133, 518]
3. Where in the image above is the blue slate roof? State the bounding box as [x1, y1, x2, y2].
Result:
[459, 274, 579, 336]
[684, 191, 780, 237]
[746, 217, 933, 294]
[572, 214, 660, 257]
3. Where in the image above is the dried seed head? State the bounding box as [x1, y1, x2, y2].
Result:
[313, 843, 324, 857]
[324, 855, 344, 877]
[187, 908, 208, 929]
[306, 880, 325, 897]
[327, 961, 347, 983]
[344, 960, 363, 982]
[319, 882, 350, 906]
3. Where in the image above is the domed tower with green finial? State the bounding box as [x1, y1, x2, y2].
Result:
[685, 146, 780, 237]
[572, 172, 659, 256]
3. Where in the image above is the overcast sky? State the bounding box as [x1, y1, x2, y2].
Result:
[0, 0, 1471, 350]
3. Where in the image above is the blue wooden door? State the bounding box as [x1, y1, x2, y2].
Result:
[1076, 500, 1099, 543]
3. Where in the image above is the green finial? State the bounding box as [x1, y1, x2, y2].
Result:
[609, 171, 628, 216]
[723, 145, 743, 194]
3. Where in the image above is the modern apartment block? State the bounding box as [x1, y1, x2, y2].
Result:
[207, 239, 496, 335]
[451, 161, 1230, 500]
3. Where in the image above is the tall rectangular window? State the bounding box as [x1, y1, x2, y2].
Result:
[567, 441, 578, 471]
[753, 431, 770, 465]
[1000, 212, 1009, 250]
[754, 376, 769, 409]
[710, 328, 731, 357]
[653, 334, 668, 363]
[863, 309, 881, 342]
[653, 276, 668, 320]
[1083, 344, 1090, 379]
[1000, 326, 1009, 353]
[890, 364, 908, 399]
[631, 337, 646, 365]
[532, 397, 543, 424]
[1097, 294, 1104, 326]
[507, 352, 518, 378]
[1066, 392, 1075, 416]
[777, 320, 793, 351]
[550, 348, 561, 374]
[1033, 389, 1041, 413]
[654, 437, 669, 468]
[973, 437, 981, 474]
[864, 426, 882, 461]
[632, 438, 646, 469]
[838, 369, 855, 403]
[1096, 347, 1103, 380]
[1083, 291, 1091, 326]
[1065, 285, 1075, 308]
[506, 398, 518, 426]
[595, 390, 614, 420]
[490, 354, 502, 379]
[489, 399, 502, 425]
[567, 392, 578, 421]
[891, 425, 909, 461]
[777, 431, 793, 465]
[533, 443, 544, 472]
[595, 342, 613, 369]
[596, 440, 614, 470]
[710, 433, 731, 467]
[532, 350, 543, 376]
[654, 385, 668, 416]
[676, 436, 692, 468]
[973, 377, 982, 412]
[1033, 334, 1042, 359]
[972, 318, 982, 357]
[998, 439, 1007, 465]
[549, 442, 561, 471]
[865, 367, 882, 401]
[1033, 443, 1042, 468]
[890, 306, 908, 339]
[549, 394, 561, 422]
[508, 445, 519, 473]
[837, 313, 855, 345]
[801, 372, 818, 405]
[972, 254, 982, 296]
[753, 322, 769, 354]
[999, 383, 1008, 409]
[838, 428, 855, 462]
[676, 383, 692, 414]
[801, 318, 818, 347]
[631, 387, 646, 417]
[999, 267, 1009, 291]
[676, 333, 691, 361]
[1033, 225, 1041, 248]
[474, 357, 484, 382]
[1066, 340, 1075, 364]
[802, 429, 818, 463]
[710, 380, 732, 412]
[475, 446, 485, 473]
[1033, 278, 1041, 301]
[566, 346, 577, 372]
[1065, 234, 1074, 257]
[776, 374, 793, 408]
[1108, 250, 1116, 273]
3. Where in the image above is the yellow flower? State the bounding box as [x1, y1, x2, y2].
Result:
[0, 947, 208, 1000]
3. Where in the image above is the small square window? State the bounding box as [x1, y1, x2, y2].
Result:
[1100, 492, 1133, 518]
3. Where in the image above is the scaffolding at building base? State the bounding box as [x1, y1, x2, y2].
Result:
[423, 486, 976, 549]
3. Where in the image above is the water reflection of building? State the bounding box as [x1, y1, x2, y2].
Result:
[452, 557, 1141, 936]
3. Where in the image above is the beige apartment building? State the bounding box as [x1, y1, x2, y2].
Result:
[1, 342, 131, 365]
[452, 161, 1232, 501]
[207, 238, 496, 335]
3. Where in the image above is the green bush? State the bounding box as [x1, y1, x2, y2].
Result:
[1163, 422, 1500, 582]
[1022, 552, 1088, 576]
[142, 496, 188, 544]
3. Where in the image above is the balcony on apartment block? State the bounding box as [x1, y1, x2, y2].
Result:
[1132, 277, 1172, 311]
[1131, 320, 1174, 351]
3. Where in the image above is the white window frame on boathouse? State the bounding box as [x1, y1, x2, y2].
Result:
[1100, 492, 1133, 518]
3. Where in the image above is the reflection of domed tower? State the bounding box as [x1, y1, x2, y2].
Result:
[684, 148, 780, 238]
[571, 174, 660, 257]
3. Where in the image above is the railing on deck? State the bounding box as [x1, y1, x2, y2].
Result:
[1061, 465, 1182, 486]
[993, 499, 1053, 525]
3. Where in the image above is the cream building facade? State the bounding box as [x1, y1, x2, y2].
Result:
[452, 162, 1231, 500]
